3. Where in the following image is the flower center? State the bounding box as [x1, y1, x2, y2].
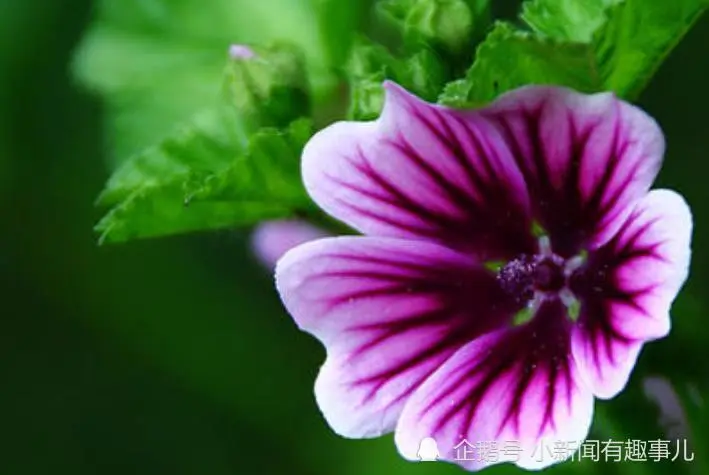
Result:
[497, 254, 565, 303]
[533, 257, 565, 292]
[494, 233, 587, 325]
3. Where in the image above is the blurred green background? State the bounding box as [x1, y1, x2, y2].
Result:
[0, 0, 708, 474]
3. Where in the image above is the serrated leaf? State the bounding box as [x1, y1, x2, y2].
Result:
[97, 107, 246, 206]
[185, 119, 313, 205]
[524, 0, 709, 99]
[95, 185, 292, 244]
[521, 0, 621, 43]
[95, 114, 314, 244]
[442, 0, 709, 106]
[437, 78, 474, 107]
[440, 22, 600, 105]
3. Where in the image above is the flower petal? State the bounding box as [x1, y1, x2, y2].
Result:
[302, 81, 535, 260]
[570, 189, 692, 399]
[395, 298, 593, 471]
[251, 219, 328, 270]
[483, 86, 665, 257]
[275, 236, 514, 438]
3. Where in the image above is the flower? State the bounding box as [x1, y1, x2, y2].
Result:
[275, 81, 692, 470]
[251, 219, 328, 270]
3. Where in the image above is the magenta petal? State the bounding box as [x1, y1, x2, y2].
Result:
[483, 86, 665, 257]
[395, 298, 593, 471]
[275, 236, 514, 437]
[251, 219, 328, 270]
[302, 82, 535, 260]
[570, 189, 692, 399]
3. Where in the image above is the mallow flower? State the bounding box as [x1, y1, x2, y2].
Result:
[275, 81, 692, 471]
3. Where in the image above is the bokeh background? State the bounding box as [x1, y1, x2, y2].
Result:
[1, 0, 707, 474]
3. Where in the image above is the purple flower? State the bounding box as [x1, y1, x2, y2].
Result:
[275, 81, 692, 470]
[251, 219, 328, 270]
[229, 44, 256, 60]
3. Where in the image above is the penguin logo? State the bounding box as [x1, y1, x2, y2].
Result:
[417, 437, 440, 461]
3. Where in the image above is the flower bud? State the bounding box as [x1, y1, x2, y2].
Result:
[223, 43, 310, 129]
[380, 0, 490, 55]
[407, 0, 474, 53]
[347, 73, 388, 121]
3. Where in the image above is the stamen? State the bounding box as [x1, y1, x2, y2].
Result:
[513, 305, 535, 326]
[497, 241, 580, 324]
[560, 288, 580, 321]
[497, 256, 536, 304]
[497, 254, 566, 304]
[531, 220, 547, 237]
[564, 250, 588, 277]
[484, 260, 505, 272]
[538, 235, 552, 256]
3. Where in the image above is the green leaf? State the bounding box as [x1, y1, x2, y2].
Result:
[437, 78, 478, 107]
[521, 0, 620, 43]
[524, 0, 709, 98]
[440, 22, 600, 105]
[95, 109, 314, 244]
[441, 0, 709, 105]
[185, 119, 313, 206]
[97, 107, 245, 207]
[593, 0, 709, 99]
